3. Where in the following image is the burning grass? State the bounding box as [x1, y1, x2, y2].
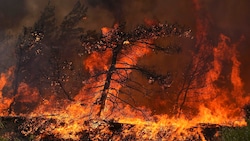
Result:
[0, 115, 236, 141]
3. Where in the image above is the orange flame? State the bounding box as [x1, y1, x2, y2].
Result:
[15, 82, 40, 103]
[0, 67, 14, 116]
[84, 50, 112, 74]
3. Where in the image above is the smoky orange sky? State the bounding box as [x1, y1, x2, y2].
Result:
[0, 0, 250, 94]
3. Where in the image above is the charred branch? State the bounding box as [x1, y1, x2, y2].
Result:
[116, 66, 173, 89]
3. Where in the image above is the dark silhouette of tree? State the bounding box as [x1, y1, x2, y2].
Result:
[174, 50, 213, 115]
[10, 1, 87, 114]
[81, 22, 192, 116]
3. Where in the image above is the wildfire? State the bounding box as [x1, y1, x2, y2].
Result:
[0, 1, 249, 140]
[60, 22, 248, 140]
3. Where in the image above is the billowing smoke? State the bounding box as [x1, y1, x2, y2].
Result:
[0, 0, 250, 103]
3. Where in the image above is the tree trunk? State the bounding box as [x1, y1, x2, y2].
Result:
[97, 44, 123, 116]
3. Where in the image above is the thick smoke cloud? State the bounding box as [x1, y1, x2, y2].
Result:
[0, 0, 250, 93]
[1, 0, 249, 34]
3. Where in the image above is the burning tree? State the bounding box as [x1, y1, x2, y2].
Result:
[80, 21, 192, 117]
[7, 0, 195, 118]
[9, 1, 87, 114]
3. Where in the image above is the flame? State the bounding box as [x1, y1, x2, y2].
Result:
[101, 41, 151, 117]
[28, 26, 153, 139]
[200, 34, 248, 124]
[84, 50, 112, 73]
[15, 82, 40, 103]
[101, 27, 112, 36]
[0, 67, 14, 116]
[76, 38, 152, 118]
[182, 0, 249, 127]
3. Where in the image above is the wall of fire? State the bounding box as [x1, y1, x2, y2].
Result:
[0, 0, 250, 114]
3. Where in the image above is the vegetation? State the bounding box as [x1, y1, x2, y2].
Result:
[221, 120, 250, 141]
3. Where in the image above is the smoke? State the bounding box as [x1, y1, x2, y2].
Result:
[0, 0, 79, 72]
[86, 0, 124, 23]
[0, 0, 250, 94]
[0, 0, 28, 33]
[0, 0, 28, 72]
[1, 0, 249, 34]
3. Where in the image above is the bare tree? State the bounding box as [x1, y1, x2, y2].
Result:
[174, 50, 213, 115]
